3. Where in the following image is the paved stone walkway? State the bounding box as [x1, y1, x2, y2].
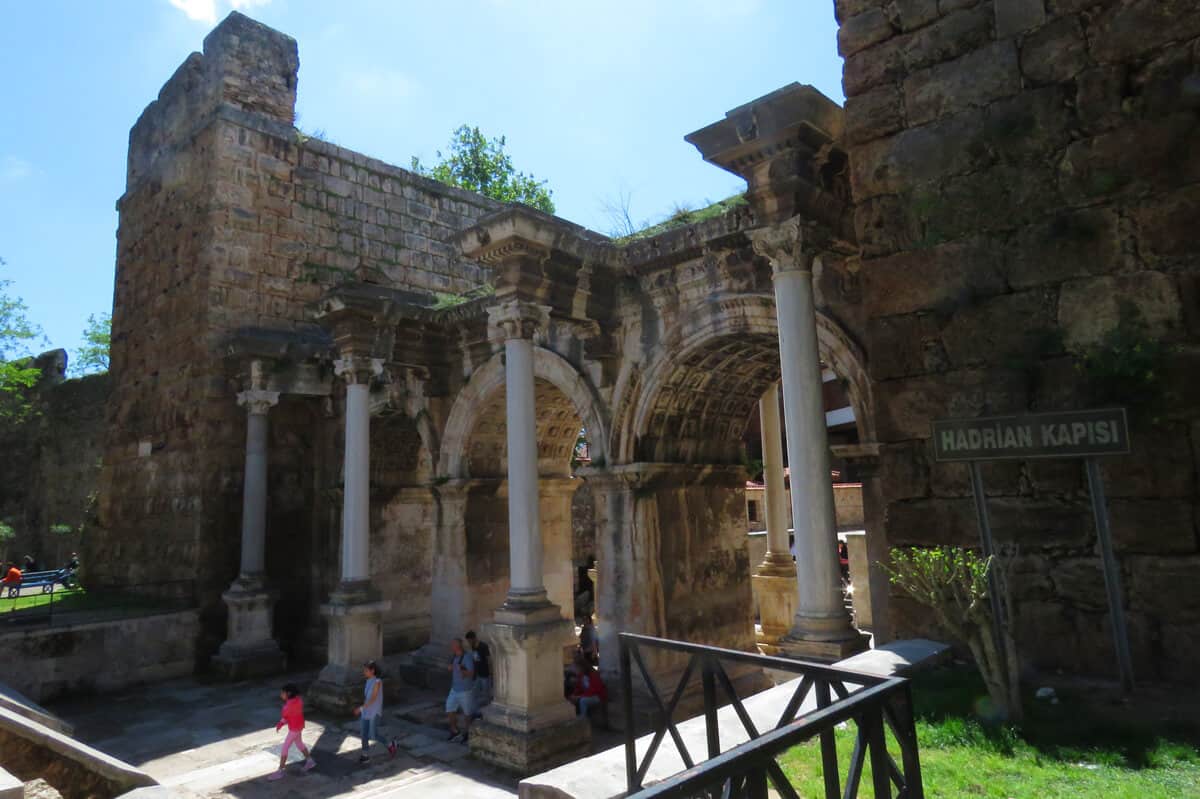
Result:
[48, 673, 519, 799]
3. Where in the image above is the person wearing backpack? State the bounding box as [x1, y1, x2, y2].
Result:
[465, 630, 492, 711]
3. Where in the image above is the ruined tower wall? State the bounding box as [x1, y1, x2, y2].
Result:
[837, 0, 1200, 680]
[94, 12, 499, 657]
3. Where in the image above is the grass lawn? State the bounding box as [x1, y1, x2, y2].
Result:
[0, 584, 85, 614]
[0, 585, 184, 622]
[779, 666, 1200, 798]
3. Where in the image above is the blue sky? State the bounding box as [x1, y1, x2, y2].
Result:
[0, 0, 843, 356]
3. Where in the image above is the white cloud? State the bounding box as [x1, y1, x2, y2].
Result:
[168, 0, 271, 24]
[0, 156, 33, 183]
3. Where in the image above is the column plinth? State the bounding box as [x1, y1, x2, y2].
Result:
[310, 355, 392, 712]
[752, 384, 798, 654]
[469, 299, 590, 773]
[214, 386, 286, 679]
[752, 220, 867, 661]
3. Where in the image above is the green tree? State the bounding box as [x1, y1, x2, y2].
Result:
[70, 312, 111, 377]
[411, 125, 555, 214]
[0, 257, 44, 422]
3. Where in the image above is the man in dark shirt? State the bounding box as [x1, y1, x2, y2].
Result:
[465, 630, 492, 711]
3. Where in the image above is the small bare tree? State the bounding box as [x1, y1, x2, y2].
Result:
[599, 185, 643, 239]
[886, 546, 1022, 721]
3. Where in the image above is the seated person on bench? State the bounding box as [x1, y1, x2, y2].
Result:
[2, 563, 22, 594]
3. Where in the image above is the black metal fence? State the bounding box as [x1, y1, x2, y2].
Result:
[0, 580, 196, 629]
[620, 633, 924, 799]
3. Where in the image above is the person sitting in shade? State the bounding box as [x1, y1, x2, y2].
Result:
[2, 563, 21, 594]
[568, 652, 609, 727]
[579, 618, 599, 666]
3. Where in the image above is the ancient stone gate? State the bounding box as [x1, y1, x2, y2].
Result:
[72, 0, 1200, 774]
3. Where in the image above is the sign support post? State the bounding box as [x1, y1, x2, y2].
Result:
[1084, 457, 1135, 694]
[966, 461, 1006, 659]
[931, 408, 1134, 694]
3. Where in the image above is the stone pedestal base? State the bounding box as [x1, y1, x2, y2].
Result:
[470, 716, 591, 775]
[469, 600, 591, 774]
[212, 583, 286, 679]
[308, 586, 391, 713]
[752, 562, 797, 654]
[776, 630, 870, 662]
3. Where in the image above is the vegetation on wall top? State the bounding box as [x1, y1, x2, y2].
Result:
[412, 125, 555, 214]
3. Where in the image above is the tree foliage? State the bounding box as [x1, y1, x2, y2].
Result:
[884, 546, 1022, 722]
[70, 312, 111, 377]
[0, 257, 44, 422]
[411, 125, 555, 214]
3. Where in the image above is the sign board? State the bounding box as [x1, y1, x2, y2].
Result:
[932, 408, 1129, 463]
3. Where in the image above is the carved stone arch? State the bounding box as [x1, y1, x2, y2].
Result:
[437, 347, 611, 479]
[616, 292, 874, 463]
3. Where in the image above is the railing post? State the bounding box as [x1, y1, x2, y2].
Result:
[622, 635, 637, 793]
[866, 705, 892, 799]
[702, 654, 720, 759]
[747, 766, 769, 799]
[897, 682, 924, 799]
[816, 680, 841, 799]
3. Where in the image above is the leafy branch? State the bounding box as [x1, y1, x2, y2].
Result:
[884, 546, 1022, 722]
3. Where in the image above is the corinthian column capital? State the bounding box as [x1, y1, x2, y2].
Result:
[237, 389, 280, 416]
[487, 300, 551, 343]
[749, 216, 812, 275]
[334, 356, 385, 385]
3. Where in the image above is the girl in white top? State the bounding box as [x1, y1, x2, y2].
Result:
[353, 660, 397, 763]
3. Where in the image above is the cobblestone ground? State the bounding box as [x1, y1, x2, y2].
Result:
[49, 672, 520, 799]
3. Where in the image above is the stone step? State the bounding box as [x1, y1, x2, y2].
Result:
[0, 681, 73, 736]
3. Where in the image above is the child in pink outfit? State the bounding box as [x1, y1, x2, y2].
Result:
[268, 684, 316, 780]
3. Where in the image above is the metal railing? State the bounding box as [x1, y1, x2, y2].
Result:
[620, 633, 924, 799]
[0, 579, 197, 629]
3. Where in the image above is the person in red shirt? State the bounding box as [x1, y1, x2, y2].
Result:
[569, 653, 609, 728]
[2, 564, 22, 595]
[268, 683, 316, 780]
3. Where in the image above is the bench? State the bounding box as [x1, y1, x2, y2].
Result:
[1, 569, 72, 599]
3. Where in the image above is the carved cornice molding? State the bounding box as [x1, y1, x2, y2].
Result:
[486, 300, 551, 343]
[748, 216, 812, 275]
[476, 239, 552, 267]
[237, 389, 280, 415]
[333, 356, 385, 386]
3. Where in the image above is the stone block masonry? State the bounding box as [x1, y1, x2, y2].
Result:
[87, 11, 499, 658]
[49, 0, 1200, 716]
[0, 611, 200, 703]
[837, 0, 1200, 682]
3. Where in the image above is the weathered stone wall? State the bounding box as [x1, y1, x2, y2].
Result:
[92, 12, 500, 658]
[0, 611, 200, 703]
[0, 354, 107, 572]
[837, 0, 1200, 680]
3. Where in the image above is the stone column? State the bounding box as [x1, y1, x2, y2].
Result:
[751, 218, 867, 660]
[310, 356, 392, 712]
[470, 300, 590, 775]
[587, 563, 598, 625]
[842, 531, 872, 629]
[213, 386, 287, 679]
[751, 383, 798, 654]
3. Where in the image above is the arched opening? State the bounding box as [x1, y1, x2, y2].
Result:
[427, 347, 609, 654]
[610, 296, 882, 658]
[458, 377, 586, 625]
